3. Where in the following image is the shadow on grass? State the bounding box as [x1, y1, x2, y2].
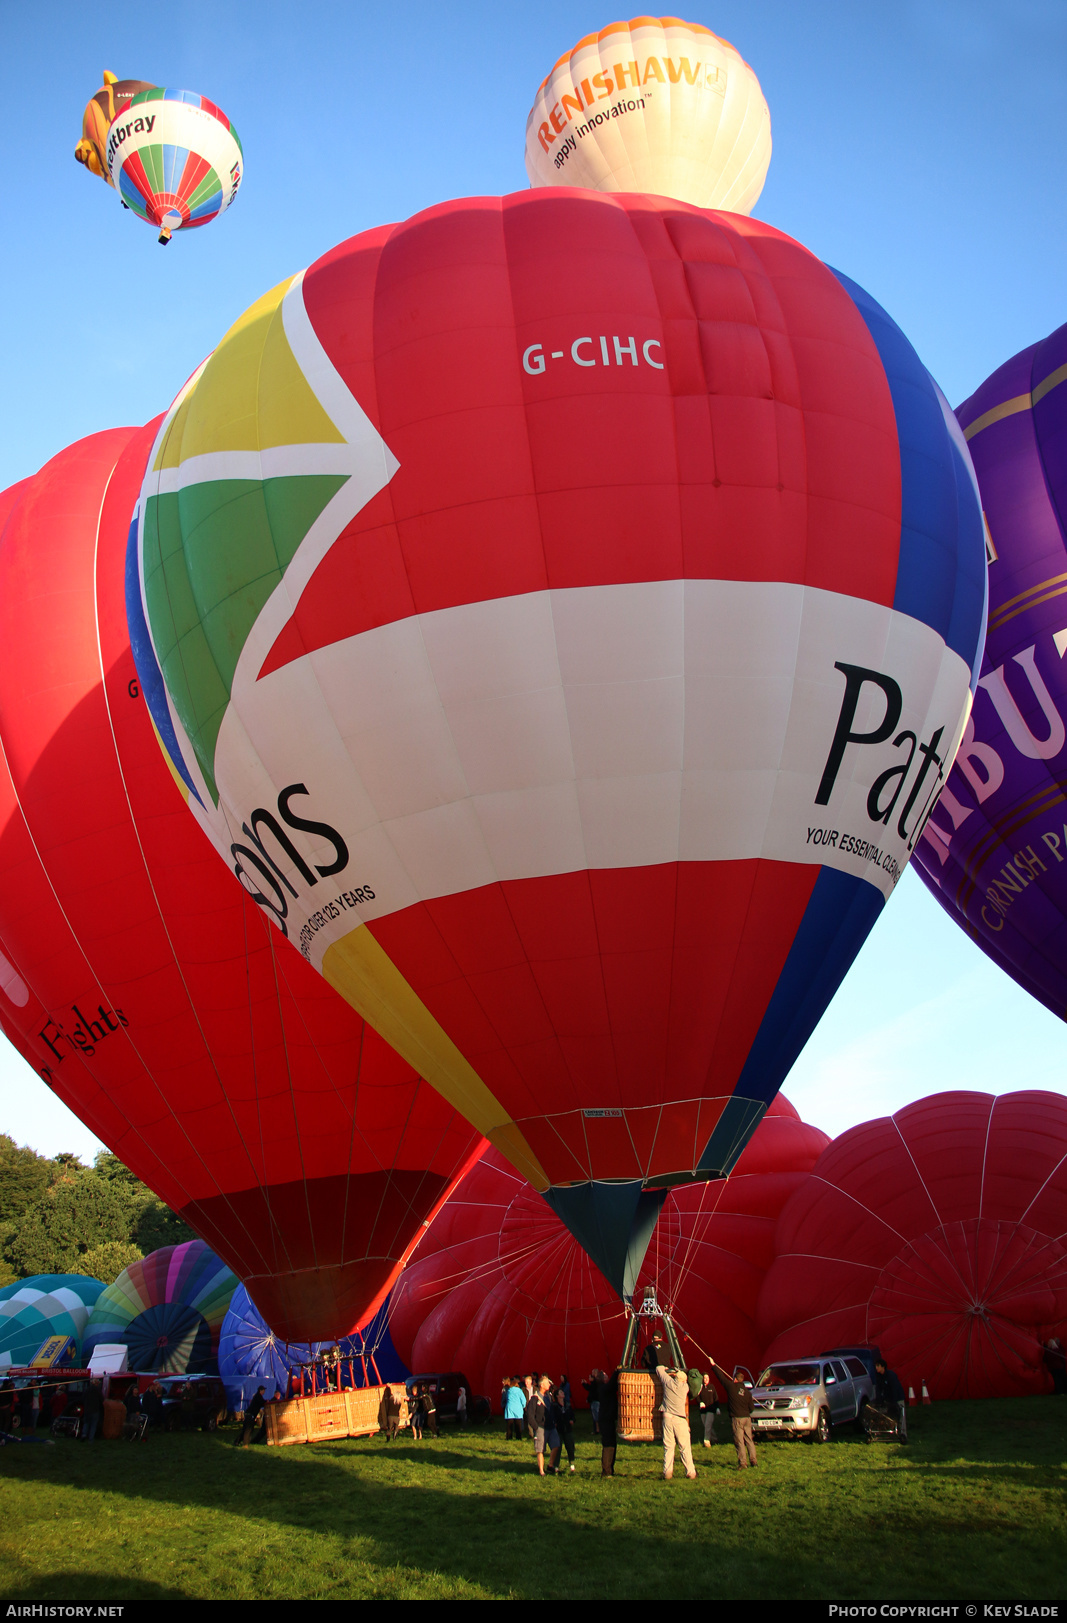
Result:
[4, 1573, 193, 1601]
[7, 1402, 1066, 1601]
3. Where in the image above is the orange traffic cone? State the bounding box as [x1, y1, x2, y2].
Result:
[921, 1381, 932, 1405]
[907, 1385, 917, 1407]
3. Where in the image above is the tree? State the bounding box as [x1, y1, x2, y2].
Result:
[8, 1171, 133, 1278]
[0, 1140, 196, 1282]
[72, 1242, 143, 1281]
[0, 1135, 50, 1225]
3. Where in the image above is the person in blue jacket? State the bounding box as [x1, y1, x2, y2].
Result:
[503, 1379, 525, 1441]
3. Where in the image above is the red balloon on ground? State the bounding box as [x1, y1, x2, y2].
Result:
[0, 432, 483, 1341]
[388, 1096, 827, 1395]
[757, 1090, 1067, 1398]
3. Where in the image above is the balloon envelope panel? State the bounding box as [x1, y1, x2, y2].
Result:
[0, 436, 483, 1341]
[757, 1090, 1067, 1398]
[133, 190, 985, 1293]
[0, 1275, 105, 1309]
[916, 324, 1067, 1019]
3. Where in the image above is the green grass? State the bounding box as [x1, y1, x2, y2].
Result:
[1, 1399, 1065, 1600]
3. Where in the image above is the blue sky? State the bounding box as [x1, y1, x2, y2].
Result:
[1, 0, 1065, 1155]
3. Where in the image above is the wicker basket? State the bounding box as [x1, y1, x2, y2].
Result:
[344, 1386, 384, 1437]
[265, 1384, 396, 1447]
[305, 1393, 350, 1442]
[618, 1370, 664, 1443]
[265, 1397, 310, 1447]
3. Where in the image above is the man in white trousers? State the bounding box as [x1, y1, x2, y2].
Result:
[656, 1364, 697, 1481]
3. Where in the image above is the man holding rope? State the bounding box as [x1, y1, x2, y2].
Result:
[709, 1358, 757, 1469]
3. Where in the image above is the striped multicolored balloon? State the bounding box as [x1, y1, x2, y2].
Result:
[83, 1242, 236, 1374]
[106, 88, 242, 244]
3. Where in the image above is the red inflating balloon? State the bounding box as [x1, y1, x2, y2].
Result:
[0, 430, 483, 1341]
[388, 1095, 827, 1396]
[757, 1090, 1067, 1398]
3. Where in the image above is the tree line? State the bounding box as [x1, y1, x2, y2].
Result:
[0, 1135, 195, 1286]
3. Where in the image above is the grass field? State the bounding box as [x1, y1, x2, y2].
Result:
[1, 1398, 1065, 1601]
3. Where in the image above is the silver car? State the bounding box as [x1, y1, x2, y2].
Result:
[750, 1355, 874, 1443]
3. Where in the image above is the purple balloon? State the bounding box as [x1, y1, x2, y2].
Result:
[914, 322, 1067, 1018]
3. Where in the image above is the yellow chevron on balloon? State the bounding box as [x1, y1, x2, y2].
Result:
[322, 922, 550, 1192]
[152, 275, 344, 473]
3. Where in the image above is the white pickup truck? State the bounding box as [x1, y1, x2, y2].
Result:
[750, 1355, 874, 1443]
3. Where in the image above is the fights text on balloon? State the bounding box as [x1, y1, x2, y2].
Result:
[38, 1003, 128, 1071]
[522, 337, 663, 374]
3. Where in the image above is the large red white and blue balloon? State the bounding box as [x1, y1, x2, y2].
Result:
[129, 186, 987, 1293]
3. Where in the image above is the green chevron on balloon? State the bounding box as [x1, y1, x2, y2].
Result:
[138, 275, 352, 804]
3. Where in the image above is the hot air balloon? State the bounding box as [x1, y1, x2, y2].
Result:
[75, 72, 157, 183]
[0, 433, 483, 1342]
[131, 189, 986, 1298]
[524, 16, 771, 211]
[83, 1242, 236, 1374]
[915, 324, 1067, 1017]
[757, 1091, 1067, 1399]
[388, 1096, 828, 1395]
[97, 86, 243, 244]
[0, 1276, 104, 1368]
[218, 1284, 405, 1408]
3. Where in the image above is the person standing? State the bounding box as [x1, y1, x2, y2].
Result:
[544, 1384, 563, 1474]
[236, 1384, 267, 1448]
[1043, 1337, 1066, 1395]
[697, 1373, 719, 1447]
[710, 1359, 757, 1469]
[456, 1385, 467, 1427]
[873, 1359, 908, 1442]
[656, 1364, 697, 1481]
[420, 1384, 439, 1438]
[554, 1384, 576, 1473]
[503, 1379, 525, 1441]
[526, 1376, 551, 1476]
[80, 1379, 103, 1443]
[596, 1368, 620, 1477]
[643, 1333, 667, 1372]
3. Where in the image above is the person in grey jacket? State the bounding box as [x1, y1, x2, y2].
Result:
[656, 1365, 697, 1481]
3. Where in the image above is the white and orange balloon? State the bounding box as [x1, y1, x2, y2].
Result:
[524, 16, 772, 212]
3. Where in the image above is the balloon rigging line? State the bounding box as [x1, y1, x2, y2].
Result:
[666, 1173, 735, 1300]
[976, 1098, 996, 1223]
[1017, 1143, 1067, 1233]
[888, 1115, 974, 1302]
